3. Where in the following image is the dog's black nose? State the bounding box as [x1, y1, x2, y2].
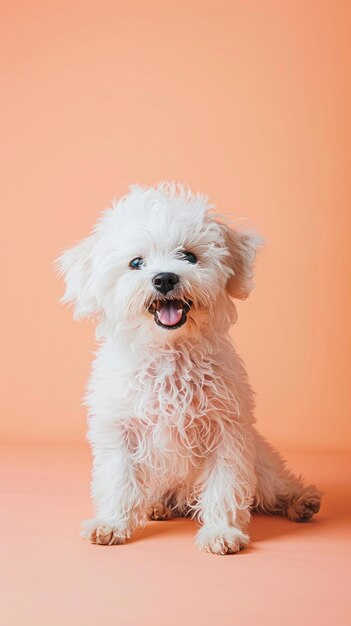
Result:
[153, 272, 179, 295]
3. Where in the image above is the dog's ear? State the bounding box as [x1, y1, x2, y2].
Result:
[221, 224, 263, 300]
[56, 233, 99, 319]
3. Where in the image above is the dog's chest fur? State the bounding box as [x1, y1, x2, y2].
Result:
[88, 337, 251, 488]
[122, 341, 240, 470]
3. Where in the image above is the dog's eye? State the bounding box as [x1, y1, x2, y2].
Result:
[180, 251, 197, 264]
[130, 257, 144, 270]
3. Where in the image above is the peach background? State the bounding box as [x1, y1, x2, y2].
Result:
[1, 0, 350, 452]
[1, 3, 351, 626]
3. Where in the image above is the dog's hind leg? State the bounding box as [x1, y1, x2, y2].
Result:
[253, 429, 322, 521]
[148, 487, 190, 521]
[147, 502, 173, 521]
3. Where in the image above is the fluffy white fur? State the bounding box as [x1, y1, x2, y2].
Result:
[57, 183, 322, 554]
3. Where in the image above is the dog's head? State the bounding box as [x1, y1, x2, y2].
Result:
[56, 184, 262, 340]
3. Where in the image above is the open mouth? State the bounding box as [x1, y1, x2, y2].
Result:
[148, 299, 191, 330]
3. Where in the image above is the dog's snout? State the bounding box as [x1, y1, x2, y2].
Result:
[153, 272, 179, 295]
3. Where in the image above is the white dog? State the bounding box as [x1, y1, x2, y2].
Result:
[57, 183, 322, 554]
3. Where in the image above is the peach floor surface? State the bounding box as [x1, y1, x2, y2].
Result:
[1, 445, 350, 626]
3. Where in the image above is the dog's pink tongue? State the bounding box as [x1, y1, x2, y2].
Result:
[158, 301, 183, 326]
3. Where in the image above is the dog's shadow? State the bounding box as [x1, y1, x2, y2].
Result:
[132, 517, 194, 543]
[131, 488, 349, 549]
[131, 512, 322, 548]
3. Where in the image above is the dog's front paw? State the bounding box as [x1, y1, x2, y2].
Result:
[195, 525, 250, 555]
[81, 518, 131, 545]
[287, 485, 323, 522]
